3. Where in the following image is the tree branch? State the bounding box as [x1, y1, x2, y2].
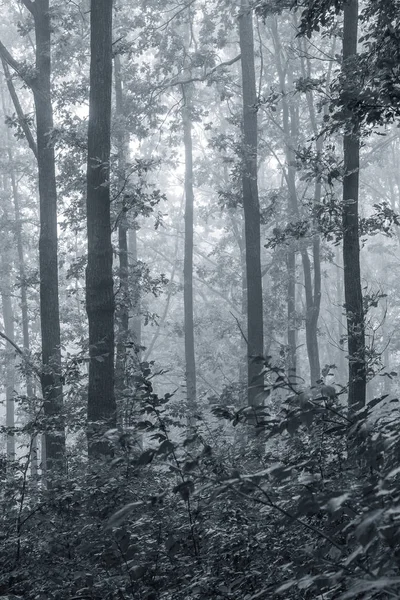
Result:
[0, 330, 41, 378]
[20, 0, 36, 16]
[0, 40, 24, 77]
[160, 55, 241, 90]
[1, 58, 38, 158]
[0, 40, 34, 87]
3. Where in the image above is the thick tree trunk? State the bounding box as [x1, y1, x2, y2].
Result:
[342, 0, 366, 413]
[182, 89, 197, 416]
[86, 0, 116, 457]
[239, 0, 264, 409]
[30, 0, 65, 472]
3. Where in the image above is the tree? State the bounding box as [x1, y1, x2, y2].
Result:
[239, 0, 264, 409]
[269, 17, 322, 387]
[0, 0, 65, 473]
[182, 90, 197, 416]
[114, 52, 130, 393]
[341, 0, 366, 412]
[86, 0, 116, 456]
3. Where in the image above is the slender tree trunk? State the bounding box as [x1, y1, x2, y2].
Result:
[228, 209, 247, 402]
[86, 0, 116, 457]
[182, 87, 197, 415]
[29, 0, 65, 473]
[5, 125, 38, 476]
[114, 54, 130, 392]
[271, 18, 321, 386]
[239, 0, 264, 409]
[0, 174, 16, 466]
[336, 249, 346, 385]
[2, 293, 15, 466]
[286, 250, 297, 384]
[128, 228, 141, 358]
[2, 284, 15, 464]
[342, 0, 366, 413]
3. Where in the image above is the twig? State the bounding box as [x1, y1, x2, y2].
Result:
[230, 312, 248, 345]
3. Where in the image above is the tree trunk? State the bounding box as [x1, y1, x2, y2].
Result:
[86, 0, 116, 457]
[271, 18, 321, 387]
[286, 250, 297, 384]
[2, 283, 15, 464]
[114, 53, 130, 393]
[128, 228, 141, 357]
[239, 0, 264, 410]
[182, 88, 197, 416]
[0, 173, 16, 467]
[30, 0, 65, 473]
[336, 249, 347, 386]
[342, 0, 366, 414]
[5, 124, 38, 477]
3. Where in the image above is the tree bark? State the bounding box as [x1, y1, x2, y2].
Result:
[182, 87, 197, 416]
[239, 0, 264, 410]
[342, 0, 366, 413]
[86, 0, 116, 457]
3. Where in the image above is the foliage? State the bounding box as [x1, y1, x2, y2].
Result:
[0, 364, 399, 600]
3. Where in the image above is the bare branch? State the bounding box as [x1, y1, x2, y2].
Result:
[1, 58, 38, 158]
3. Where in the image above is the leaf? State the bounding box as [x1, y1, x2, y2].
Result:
[137, 449, 155, 465]
[386, 466, 400, 479]
[326, 493, 350, 514]
[165, 533, 180, 555]
[106, 502, 144, 529]
[355, 509, 383, 547]
[275, 580, 296, 594]
[269, 464, 292, 481]
[173, 480, 194, 501]
[286, 416, 300, 434]
[340, 577, 400, 599]
[367, 394, 389, 410]
[157, 439, 175, 456]
[130, 565, 146, 580]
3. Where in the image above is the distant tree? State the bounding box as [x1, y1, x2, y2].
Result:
[181, 15, 197, 419]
